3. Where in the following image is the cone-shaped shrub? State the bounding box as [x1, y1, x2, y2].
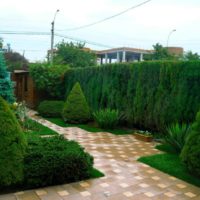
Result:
[0, 52, 15, 103]
[0, 96, 27, 186]
[62, 82, 91, 123]
[181, 110, 200, 177]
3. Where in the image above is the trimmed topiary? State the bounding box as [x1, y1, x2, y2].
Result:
[0, 97, 27, 186]
[24, 135, 93, 187]
[62, 82, 91, 123]
[181, 110, 200, 177]
[38, 100, 64, 117]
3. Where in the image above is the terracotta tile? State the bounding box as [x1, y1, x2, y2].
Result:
[57, 190, 69, 196]
[144, 192, 155, 197]
[35, 190, 47, 196]
[80, 191, 91, 197]
[164, 192, 176, 197]
[184, 192, 197, 198]
[123, 191, 134, 197]
[176, 184, 187, 189]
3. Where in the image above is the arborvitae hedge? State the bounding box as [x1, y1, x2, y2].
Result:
[64, 61, 200, 131]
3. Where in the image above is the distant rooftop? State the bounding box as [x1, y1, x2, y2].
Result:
[94, 47, 152, 55]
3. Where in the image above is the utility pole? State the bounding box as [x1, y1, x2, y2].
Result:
[50, 9, 59, 65]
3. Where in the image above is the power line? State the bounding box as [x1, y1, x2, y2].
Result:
[0, 31, 50, 36]
[0, 31, 114, 48]
[57, 0, 152, 31]
[55, 33, 114, 48]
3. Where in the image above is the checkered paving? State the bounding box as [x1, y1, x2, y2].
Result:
[1, 110, 199, 200]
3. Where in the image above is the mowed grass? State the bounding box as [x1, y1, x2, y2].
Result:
[26, 119, 58, 136]
[45, 117, 134, 135]
[138, 148, 200, 187]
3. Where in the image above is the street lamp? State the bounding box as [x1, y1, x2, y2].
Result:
[166, 29, 176, 47]
[50, 9, 60, 65]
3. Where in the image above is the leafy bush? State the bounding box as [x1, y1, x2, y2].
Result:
[64, 61, 200, 131]
[24, 135, 93, 187]
[0, 97, 27, 186]
[30, 63, 69, 99]
[62, 82, 91, 123]
[54, 41, 97, 68]
[164, 123, 190, 153]
[38, 100, 64, 117]
[93, 109, 119, 129]
[181, 111, 200, 177]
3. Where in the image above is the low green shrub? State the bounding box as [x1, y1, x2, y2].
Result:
[62, 82, 91, 123]
[24, 135, 93, 187]
[164, 123, 190, 153]
[0, 97, 27, 187]
[181, 111, 200, 177]
[38, 101, 64, 117]
[93, 109, 119, 129]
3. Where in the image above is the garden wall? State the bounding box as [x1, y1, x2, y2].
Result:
[64, 61, 200, 131]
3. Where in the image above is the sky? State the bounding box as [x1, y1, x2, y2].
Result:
[0, 0, 200, 61]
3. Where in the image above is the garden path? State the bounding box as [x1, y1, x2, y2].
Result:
[1, 111, 200, 200]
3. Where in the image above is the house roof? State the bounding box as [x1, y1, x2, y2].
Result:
[94, 47, 153, 55]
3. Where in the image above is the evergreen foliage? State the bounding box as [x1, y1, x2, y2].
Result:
[24, 135, 93, 187]
[0, 97, 27, 186]
[38, 100, 64, 117]
[64, 61, 200, 131]
[181, 110, 200, 177]
[0, 52, 14, 103]
[62, 82, 91, 123]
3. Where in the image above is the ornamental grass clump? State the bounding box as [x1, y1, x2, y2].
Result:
[93, 109, 119, 129]
[0, 97, 27, 187]
[62, 82, 91, 124]
[164, 123, 190, 153]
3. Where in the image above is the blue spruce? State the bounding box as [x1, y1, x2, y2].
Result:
[0, 52, 14, 103]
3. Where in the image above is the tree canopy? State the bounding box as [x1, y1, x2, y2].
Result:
[54, 41, 96, 68]
[182, 51, 200, 61]
[4, 51, 29, 71]
[144, 43, 175, 61]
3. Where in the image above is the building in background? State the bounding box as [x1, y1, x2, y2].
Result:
[94, 47, 152, 64]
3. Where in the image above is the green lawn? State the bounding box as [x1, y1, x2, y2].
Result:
[138, 147, 200, 187]
[26, 119, 58, 136]
[155, 144, 178, 154]
[45, 117, 134, 135]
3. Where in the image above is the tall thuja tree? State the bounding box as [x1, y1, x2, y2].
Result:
[0, 52, 14, 103]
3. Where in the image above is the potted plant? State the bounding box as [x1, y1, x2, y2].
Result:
[134, 130, 153, 142]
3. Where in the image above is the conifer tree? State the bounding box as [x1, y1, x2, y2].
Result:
[62, 82, 91, 123]
[0, 52, 14, 103]
[0, 97, 27, 186]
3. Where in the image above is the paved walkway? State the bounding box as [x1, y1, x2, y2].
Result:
[1, 112, 200, 200]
